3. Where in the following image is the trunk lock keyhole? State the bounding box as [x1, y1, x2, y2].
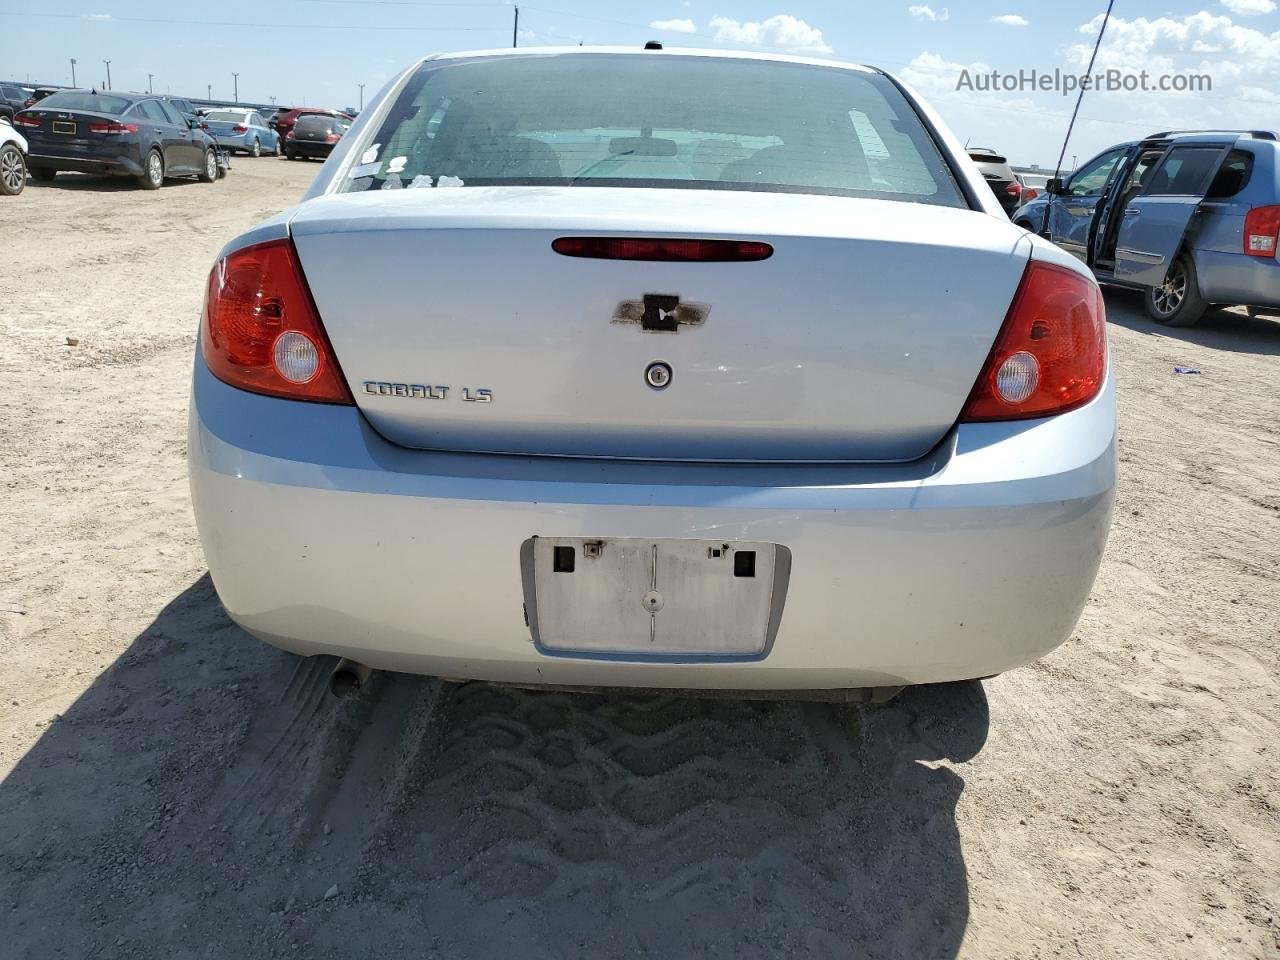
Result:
[645, 361, 672, 390]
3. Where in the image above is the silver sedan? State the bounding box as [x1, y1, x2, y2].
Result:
[188, 47, 1116, 698]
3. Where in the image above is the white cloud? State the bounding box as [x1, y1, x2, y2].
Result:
[707, 14, 832, 53]
[1069, 11, 1280, 68]
[1221, 0, 1276, 15]
[991, 14, 1029, 27]
[84, 12, 114, 20]
[900, 50, 993, 95]
[908, 5, 949, 22]
[649, 18, 696, 33]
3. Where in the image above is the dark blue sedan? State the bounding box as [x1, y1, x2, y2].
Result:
[15, 89, 224, 188]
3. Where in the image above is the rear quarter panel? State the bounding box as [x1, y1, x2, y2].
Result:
[1191, 143, 1280, 304]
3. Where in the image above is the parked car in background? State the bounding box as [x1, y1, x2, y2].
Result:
[0, 117, 28, 195]
[15, 89, 223, 188]
[164, 96, 202, 123]
[967, 146, 1021, 217]
[1, 84, 31, 120]
[201, 108, 279, 156]
[1012, 172, 1046, 208]
[1015, 130, 1280, 326]
[284, 112, 349, 160]
[23, 86, 58, 109]
[1018, 171, 1051, 193]
[190, 47, 1115, 702]
[271, 106, 352, 143]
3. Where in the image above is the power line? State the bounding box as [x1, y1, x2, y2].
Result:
[0, 11, 504, 31]
[291, 0, 505, 5]
[521, 4, 687, 33]
[1054, 0, 1117, 183]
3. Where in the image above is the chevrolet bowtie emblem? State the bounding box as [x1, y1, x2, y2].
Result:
[612, 294, 710, 333]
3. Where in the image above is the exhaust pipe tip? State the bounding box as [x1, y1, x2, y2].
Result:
[329, 658, 373, 699]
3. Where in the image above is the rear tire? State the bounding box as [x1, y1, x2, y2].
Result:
[138, 149, 164, 190]
[0, 144, 26, 195]
[286, 149, 297, 161]
[30, 166, 56, 183]
[199, 148, 217, 183]
[250, 137, 261, 158]
[1145, 252, 1207, 327]
[272, 137, 281, 157]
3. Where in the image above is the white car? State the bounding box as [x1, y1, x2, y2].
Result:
[0, 117, 27, 196]
[189, 47, 1116, 699]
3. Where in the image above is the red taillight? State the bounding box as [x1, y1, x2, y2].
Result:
[286, 131, 295, 140]
[12, 113, 40, 128]
[232, 124, 247, 133]
[960, 261, 1106, 422]
[201, 238, 353, 404]
[23, 97, 36, 108]
[89, 121, 140, 134]
[1023, 188, 1038, 202]
[324, 133, 340, 143]
[1243, 205, 1280, 257]
[1005, 181, 1023, 197]
[551, 237, 774, 262]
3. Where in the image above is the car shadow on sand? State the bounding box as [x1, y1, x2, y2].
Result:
[25, 173, 200, 192]
[1105, 288, 1280, 358]
[1, 575, 988, 959]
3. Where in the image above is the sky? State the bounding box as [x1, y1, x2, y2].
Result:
[2, 0, 1279, 168]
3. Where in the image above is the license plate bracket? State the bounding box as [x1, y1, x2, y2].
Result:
[522, 537, 790, 659]
[52, 121, 76, 135]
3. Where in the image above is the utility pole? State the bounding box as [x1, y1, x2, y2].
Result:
[70, 58, 77, 87]
[207, 83, 212, 100]
[358, 83, 365, 110]
[512, 5, 519, 47]
[269, 95, 276, 106]
[147, 73, 154, 94]
[232, 72, 239, 103]
[103, 59, 112, 90]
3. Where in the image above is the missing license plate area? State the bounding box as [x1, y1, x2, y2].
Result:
[523, 537, 789, 658]
[52, 121, 76, 135]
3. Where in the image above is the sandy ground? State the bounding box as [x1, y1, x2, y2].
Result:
[0, 159, 1277, 959]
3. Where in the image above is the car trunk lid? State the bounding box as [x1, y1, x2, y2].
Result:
[293, 118, 336, 142]
[289, 187, 1032, 462]
[202, 118, 248, 136]
[18, 108, 136, 151]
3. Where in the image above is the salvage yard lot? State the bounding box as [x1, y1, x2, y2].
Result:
[0, 161, 1277, 958]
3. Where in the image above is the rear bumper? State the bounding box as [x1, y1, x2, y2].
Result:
[1193, 248, 1280, 308]
[188, 354, 1117, 691]
[26, 150, 141, 176]
[287, 141, 334, 158]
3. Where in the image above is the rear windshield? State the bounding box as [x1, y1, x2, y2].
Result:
[205, 110, 247, 122]
[35, 92, 132, 114]
[342, 53, 965, 206]
[297, 115, 338, 134]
